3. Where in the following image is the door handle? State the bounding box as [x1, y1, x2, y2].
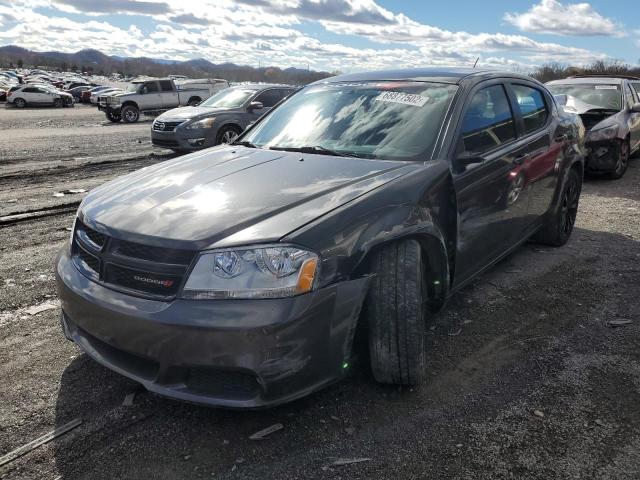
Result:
[513, 153, 529, 165]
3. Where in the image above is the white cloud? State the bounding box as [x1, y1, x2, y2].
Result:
[504, 0, 623, 37]
[0, 0, 614, 72]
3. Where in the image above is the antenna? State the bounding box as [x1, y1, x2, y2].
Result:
[473, 57, 479, 68]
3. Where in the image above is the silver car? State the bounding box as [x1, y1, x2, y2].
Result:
[547, 75, 640, 179]
[151, 84, 296, 152]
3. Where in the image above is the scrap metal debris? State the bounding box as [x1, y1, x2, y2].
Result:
[607, 319, 633, 328]
[249, 423, 283, 440]
[0, 418, 82, 467]
[52, 189, 87, 197]
[331, 458, 372, 466]
[25, 300, 60, 316]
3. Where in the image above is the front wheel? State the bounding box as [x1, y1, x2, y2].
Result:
[121, 105, 140, 123]
[366, 239, 427, 386]
[216, 125, 241, 145]
[608, 139, 630, 180]
[53, 98, 63, 108]
[105, 112, 122, 123]
[533, 167, 582, 246]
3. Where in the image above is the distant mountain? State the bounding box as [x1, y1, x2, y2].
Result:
[0, 45, 333, 84]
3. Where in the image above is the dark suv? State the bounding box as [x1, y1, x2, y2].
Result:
[56, 68, 584, 408]
[547, 75, 640, 179]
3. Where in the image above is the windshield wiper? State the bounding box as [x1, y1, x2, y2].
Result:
[268, 145, 368, 158]
[234, 140, 258, 148]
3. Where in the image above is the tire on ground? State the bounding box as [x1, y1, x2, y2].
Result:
[14, 98, 26, 108]
[608, 138, 630, 180]
[366, 238, 427, 386]
[53, 98, 63, 108]
[216, 125, 242, 144]
[106, 112, 122, 123]
[121, 105, 140, 123]
[533, 167, 582, 247]
[188, 97, 201, 106]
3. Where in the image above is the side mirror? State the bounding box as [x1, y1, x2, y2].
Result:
[248, 101, 263, 111]
[455, 152, 484, 171]
[631, 102, 640, 113]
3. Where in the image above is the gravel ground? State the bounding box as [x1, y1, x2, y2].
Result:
[0, 105, 639, 480]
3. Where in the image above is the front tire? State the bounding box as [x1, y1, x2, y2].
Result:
[608, 139, 630, 180]
[105, 112, 122, 123]
[367, 239, 427, 386]
[53, 98, 63, 108]
[121, 105, 140, 123]
[216, 125, 241, 145]
[533, 167, 581, 246]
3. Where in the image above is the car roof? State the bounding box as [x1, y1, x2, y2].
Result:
[313, 67, 538, 85]
[230, 83, 294, 91]
[547, 77, 626, 85]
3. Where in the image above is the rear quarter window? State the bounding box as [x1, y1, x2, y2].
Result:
[512, 84, 549, 134]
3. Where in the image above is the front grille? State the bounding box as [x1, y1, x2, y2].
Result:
[113, 239, 195, 265]
[186, 368, 259, 400]
[71, 220, 196, 299]
[153, 121, 183, 132]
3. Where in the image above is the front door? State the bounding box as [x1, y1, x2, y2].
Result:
[625, 82, 640, 152]
[453, 82, 531, 287]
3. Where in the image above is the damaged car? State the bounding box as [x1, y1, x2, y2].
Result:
[56, 68, 584, 408]
[547, 75, 640, 179]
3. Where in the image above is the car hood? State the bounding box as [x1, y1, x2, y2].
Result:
[157, 106, 232, 122]
[79, 146, 414, 249]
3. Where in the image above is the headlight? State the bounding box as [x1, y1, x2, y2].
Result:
[107, 96, 121, 104]
[587, 124, 618, 142]
[182, 245, 319, 299]
[185, 118, 216, 129]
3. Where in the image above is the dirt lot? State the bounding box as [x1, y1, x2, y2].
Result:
[1, 104, 639, 480]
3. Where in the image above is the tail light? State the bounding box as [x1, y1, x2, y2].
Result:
[7, 91, 11, 97]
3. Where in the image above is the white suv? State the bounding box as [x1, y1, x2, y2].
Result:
[7, 85, 73, 108]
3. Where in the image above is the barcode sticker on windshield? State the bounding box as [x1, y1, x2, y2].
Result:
[375, 91, 429, 107]
[595, 85, 618, 90]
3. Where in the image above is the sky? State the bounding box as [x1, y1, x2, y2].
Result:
[0, 0, 638, 73]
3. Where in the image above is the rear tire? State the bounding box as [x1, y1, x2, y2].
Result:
[608, 139, 630, 180]
[533, 167, 581, 247]
[188, 97, 201, 106]
[367, 239, 427, 386]
[14, 98, 26, 108]
[121, 105, 140, 123]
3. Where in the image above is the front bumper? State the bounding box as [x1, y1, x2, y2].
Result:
[584, 139, 621, 173]
[151, 127, 217, 151]
[55, 248, 370, 408]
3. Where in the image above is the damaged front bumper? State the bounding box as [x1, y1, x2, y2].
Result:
[55, 248, 370, 408]
[584, 139, 622, 173]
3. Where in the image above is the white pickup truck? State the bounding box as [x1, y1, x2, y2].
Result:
[98, 78, 229, 123]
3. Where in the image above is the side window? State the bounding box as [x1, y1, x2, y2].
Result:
[625, 84, 637, 107]
[512, 84, 548, 134]
[144, 82, 159, 93]
[159, 80, 173, 92]
[22, 87, 36, 93]
[632, 83, 640, 102]
[461, 85, 516, 155]
[254, 89, 281, 108]
[281, 89, 295, 99]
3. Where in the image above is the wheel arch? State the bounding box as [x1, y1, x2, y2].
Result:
[121, 100, 139, 110]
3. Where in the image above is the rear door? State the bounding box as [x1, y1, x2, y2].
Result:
[159, 80, 178, 109]
[507, 82, 561, 221]
[624, 82, 640, 152]
[452, 81, 532, 286]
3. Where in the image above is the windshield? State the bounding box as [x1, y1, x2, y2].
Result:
[200, 88, 256, 108]
[242, 82, 457, 160]
[126, 84, 141, 93]
[548, 83, 622, 111]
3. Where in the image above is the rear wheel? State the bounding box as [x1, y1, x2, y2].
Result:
[188, 97, 201, 106]
[216, 125, 241, 145]
[121, 105, 140, 123]
[105, 112, 122, 123]
[533, 167, 581, 247]
[14, 98, 26, 108]
[367, 239, 427, 386]
[608, 139, 630, 180]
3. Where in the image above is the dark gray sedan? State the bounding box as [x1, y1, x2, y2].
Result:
[151, 84, 297, 152]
